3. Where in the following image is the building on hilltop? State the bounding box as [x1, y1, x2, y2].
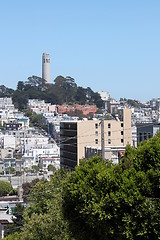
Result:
[98, 91, 110, 101]
[106, 98, 120, 114]
[28, 99, 57, 114]
[42, 52, 50, 84]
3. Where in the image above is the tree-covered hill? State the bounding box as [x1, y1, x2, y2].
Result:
[0, 75, 103, 110]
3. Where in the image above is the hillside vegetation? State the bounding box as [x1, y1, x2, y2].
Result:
[0, 76, 103, 110]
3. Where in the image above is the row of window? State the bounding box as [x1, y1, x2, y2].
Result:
[95, 123, 124, 129]
[95, 131, 123, 136]
[43, 59, 50, 63]
[139, 132, 151, 142]
[95, 138, 124, 144]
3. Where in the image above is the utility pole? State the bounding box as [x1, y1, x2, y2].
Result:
[101, 117, 105, 161]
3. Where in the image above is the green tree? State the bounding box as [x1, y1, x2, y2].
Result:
[63, 152, 160, 240]
[4, 232, 22, 240]
[4, 171, 73, 240]
[26, 75, 48, 91]
[43, 85, 58, 104]
[12, 90, 28, 110]
[21, 170, 73, 240]
[134, 132, 160, 172]
[0, 181, 13, 196]
[6, 166, 15, 175]
[22, 178, 39, 202]
[0, 85, 14, 96]
[29, 112, 47, 129]
[17, 81, 25, 91]
[54, 75, 77, 103]
[48, 164, 56, 172]
[67, 109, 85, 119]
[23, 109, 32, 118]
[32, 165, 39, 172]
[9, 188, 18, 196]
[91, 92, 103, 108]
[75, 87, 87, 104]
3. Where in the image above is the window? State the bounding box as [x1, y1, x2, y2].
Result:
[108, 139, 111, 144]
[108, 123, 111, 128]
[139, 132, 142, 142]
[121, 123, 123, 127]
[108, 131, 111, 136]
[95, 123, 98, 129]
[144, 132, 147, 140]
[95, 139, 98, 144]
[121, 131, 123, 135]
[121, 139, 123, 143]
[95, 131, 98, 136]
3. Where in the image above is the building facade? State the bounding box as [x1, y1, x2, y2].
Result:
[136, 123, 160, 145]
[60, 108, 131, 170]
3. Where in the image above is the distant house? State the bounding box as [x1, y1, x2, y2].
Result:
[105, 99, 120, 114]
[28, 99, 57, 114]
[3, 158, 16, 174]
[39, 157, 60, 171]
[0, 213, 13, 239]
[4, 122, 22, 131]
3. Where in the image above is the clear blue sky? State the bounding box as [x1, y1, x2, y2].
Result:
[0, 0, 160, 101]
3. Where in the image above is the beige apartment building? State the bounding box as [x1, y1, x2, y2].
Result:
[60, 108, 131, 170]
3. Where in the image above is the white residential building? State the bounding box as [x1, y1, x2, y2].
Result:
[0, 98, 29, 128]
[98, 91, 110, 101]
[0, 97, 13, 108]
[28, 99, 57, 114]
[22, 143, 60, 168]
[39, 157, 60, 171]
[0, 135, 16, 150]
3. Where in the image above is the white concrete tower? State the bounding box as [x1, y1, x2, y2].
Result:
[42, 52, 50, 83]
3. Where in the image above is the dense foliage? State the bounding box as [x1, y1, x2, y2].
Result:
[0, 75, 103, 110]
[4, 170, 73, 240]
[22, 178, 39, 202]
[63, 154, 159, 240]
[47, 164, 56, 172]
[0, 180, 13, 196]
[119, 98, 145, 108]
[4, 134, 160, 240]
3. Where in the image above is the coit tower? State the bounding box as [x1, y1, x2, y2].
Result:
[42, 52, 50, 83]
